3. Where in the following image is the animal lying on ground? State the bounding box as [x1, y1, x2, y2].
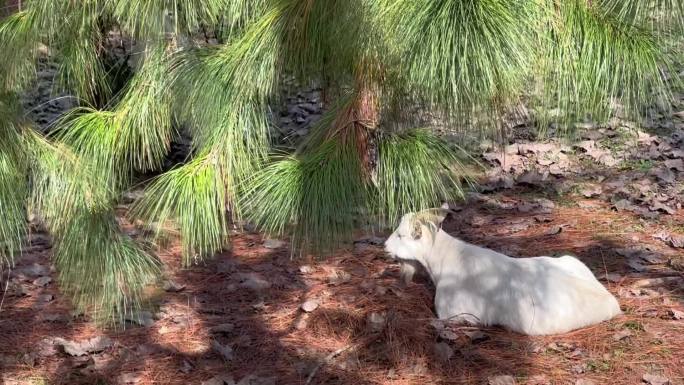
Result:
[384, 204, 622, 335]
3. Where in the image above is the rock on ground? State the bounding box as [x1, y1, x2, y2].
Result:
[433, 342, 454, 363]
[300, 300, 319, 313]
[238, 273, 272, 291]
[642, 373, 671, 385]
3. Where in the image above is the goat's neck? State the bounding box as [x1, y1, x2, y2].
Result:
[418, 229, 464, 285]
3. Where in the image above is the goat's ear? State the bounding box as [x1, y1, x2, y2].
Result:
[437, 202, 457, 224]
[434, 204, 449, 225]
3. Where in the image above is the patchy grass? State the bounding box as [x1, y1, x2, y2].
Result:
[623, 321, 646, 332]
[661, 218, 684, 234]
[619, 159, 655, 172]
[586, 359, 612, 373]
[555, 193, 580, 208]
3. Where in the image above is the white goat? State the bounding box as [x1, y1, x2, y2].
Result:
[384, 205, 621, 335]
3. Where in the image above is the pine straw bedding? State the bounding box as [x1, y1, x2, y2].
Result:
[0, 199, 683, 385]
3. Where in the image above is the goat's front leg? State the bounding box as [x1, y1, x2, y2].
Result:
[435, 290, 481, 325]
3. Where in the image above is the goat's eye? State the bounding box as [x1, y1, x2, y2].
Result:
[397, 234, 403, 239]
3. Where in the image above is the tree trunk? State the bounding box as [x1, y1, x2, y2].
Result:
[326, 76, 380, 180]
[352, 81, 379, 179]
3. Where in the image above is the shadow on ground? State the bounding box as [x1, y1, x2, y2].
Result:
[1, 189, 683, 385]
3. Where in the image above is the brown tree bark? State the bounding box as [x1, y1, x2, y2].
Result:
[326, 77, 380, 179]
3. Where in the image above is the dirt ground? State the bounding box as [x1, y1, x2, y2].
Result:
[1, 183, 683, 385]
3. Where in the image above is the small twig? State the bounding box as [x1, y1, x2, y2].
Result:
[444, 312, 481, 323]
[305, 342, 361, 385]
[414, 313, 482, 323]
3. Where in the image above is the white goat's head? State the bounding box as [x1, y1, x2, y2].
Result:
[384, 203, 450, 263]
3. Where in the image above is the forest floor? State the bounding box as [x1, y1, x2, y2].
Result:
[2, 116, 684, 385]
[1, 185, 683, 384]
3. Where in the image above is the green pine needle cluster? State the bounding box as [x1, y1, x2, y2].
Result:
[0, 153, 25, 268]
[111, 0, 229, 38]
[384, 0, 534, 117]
[376, 129, 472, 227]
[243, 137, 370, 254]
[534, 0, 674, 131]
[27, 131, 160, 325]
[131, 153, 229, 266]
[243, 128, 472, 254]
[0, 98, 26, 268]
[0, 11, 37, 91]
[54, 211, 160, 324]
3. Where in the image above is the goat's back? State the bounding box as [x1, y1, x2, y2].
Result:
[430, 236, 621, 335]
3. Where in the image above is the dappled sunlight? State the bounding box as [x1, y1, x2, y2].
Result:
[1, 188, 684, 384]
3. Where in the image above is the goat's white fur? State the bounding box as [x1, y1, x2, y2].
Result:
[384, 207, 621, 335]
